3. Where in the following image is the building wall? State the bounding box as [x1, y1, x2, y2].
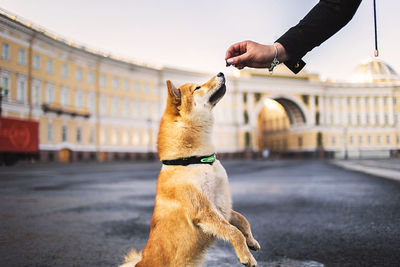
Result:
[0, 12, 399, 162]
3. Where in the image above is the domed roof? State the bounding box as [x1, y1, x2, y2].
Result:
[350, 58, 399, 83]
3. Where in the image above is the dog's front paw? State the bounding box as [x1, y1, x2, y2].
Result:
[240, 253, 257, 267]
[247, 238, 261, 251]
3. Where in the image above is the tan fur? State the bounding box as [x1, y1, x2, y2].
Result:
[121, 75, 260, 267]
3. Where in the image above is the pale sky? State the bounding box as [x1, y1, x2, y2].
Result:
[1, 0, 399, 81]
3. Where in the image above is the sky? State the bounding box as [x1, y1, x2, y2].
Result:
[0, 0, 399, 81]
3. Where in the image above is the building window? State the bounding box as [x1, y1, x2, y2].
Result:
[18, 49, 26, 65]
[100, 75, 106, 88]
[144, 83, 150, 94]
[377, 135, 381, 145]
[112, 77, 119, 89]
[395, 113, 399, 124]
[298, 136, 303, 147]
[134, 81, 140, 93]
[384, 113, 389, 124]
[383, 97, 388, 106]
[76, 68, 83, 82]
[17, 78, 26, 103]
[332, 136, 336, 146]
[61, 87, 70, 106]
[32, 81, 41, 106]
[133, 99, 140, 117]
[368, 135, 372, 145]
[89, 128, 95, 144]
[75, 90, 83, 108]
[375, 113, 379, 125]
[1, 43, 10, 60]
[142, 100, 150, 119]
[1, 74, 10, 99]
[394, 98, 398, 105]
[375, 97, 379, 105]
[88, 71, 95, 85]
[124, 79, 129, 91]
[358, 135, 363, 146]
[77, 127, 82, 144]
[47, 59, 53, 74]
[366, 114, 370, 124]
[33, 54, 40, 69]
[61, 64, 68, 78]
[45, 83, 55, 104]
[356, 113, 361, 125]
[386, 135, 391, 145]
[47, 123, 53, 143]
[123, 99, 130, 117]
[62, 125, 68, 142]
[100, 95, 107, 115]
[397, 135, 400, 145]
[112, 97, 119, 116]
[349, 135, 354, 145]
[365, 97, 369, 105]
[88, 92, 95, 113]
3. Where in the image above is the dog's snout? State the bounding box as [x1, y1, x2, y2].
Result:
[217, 72, 224, 77]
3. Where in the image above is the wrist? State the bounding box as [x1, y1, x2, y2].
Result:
[274, 42, 289, 62]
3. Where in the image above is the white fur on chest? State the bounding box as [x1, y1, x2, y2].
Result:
[191, 160, 232, 220]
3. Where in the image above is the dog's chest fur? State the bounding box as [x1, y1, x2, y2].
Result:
[191, 160, 232, 220]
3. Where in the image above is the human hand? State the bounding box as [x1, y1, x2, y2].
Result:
[225, 40, 289, 70]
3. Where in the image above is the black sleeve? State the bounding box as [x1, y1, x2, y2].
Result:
[276, 0, 362, 74]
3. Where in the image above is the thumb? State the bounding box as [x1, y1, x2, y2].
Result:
[226, 53, 250, 66]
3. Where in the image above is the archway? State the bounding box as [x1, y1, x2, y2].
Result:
[254, 95, 308, 155]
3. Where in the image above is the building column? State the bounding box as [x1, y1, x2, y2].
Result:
[388, 95, 394, 125]
[343, 96, 348, 125]
[247, 92, 255, 125]
[236, 91, 244, 125]
[379, 96, 384, 125]
[351, 96, 357, 125]
[247, 93, 257, 149]
[319, 95, 325, 126]
[361, 96, 366, 125]
[325, 96, 331, 125]
[333, 96, 339, 125]
[309, 95, 316, 126]
[369, 96, 375, 125]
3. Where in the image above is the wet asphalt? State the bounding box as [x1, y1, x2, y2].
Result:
[0, 159, 399, 267]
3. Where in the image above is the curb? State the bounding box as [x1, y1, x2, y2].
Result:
[331, 161, 400, 182]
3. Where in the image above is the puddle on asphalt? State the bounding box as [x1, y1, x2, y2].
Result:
[257, 259, 324, 267]
[205, 245, 324, 267]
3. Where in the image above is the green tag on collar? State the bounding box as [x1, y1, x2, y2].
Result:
[200, 154, 216, 163]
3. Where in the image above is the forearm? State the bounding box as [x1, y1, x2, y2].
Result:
[277, 0, 361, 66]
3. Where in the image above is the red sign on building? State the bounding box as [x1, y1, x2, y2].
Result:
[0, 117, 39, 153]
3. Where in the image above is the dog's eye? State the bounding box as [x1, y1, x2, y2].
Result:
[194, 86, 201, 91]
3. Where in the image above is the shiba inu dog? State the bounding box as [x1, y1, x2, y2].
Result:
[120, 73, 259, 267]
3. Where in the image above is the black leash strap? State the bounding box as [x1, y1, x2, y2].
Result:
[373, 0, 379, 57]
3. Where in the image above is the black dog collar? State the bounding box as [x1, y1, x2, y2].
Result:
[162, 154, 216, 166]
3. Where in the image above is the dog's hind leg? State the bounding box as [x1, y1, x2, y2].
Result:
[229, 210, 261, 251]
[195, 209, 257, 267]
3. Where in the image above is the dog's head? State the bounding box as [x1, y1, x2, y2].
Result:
[165, 72, 226, 118]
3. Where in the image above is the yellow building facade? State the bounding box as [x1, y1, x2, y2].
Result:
[0, 10, 399, 162]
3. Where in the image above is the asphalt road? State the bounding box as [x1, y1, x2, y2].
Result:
[0, 159, 399, 267]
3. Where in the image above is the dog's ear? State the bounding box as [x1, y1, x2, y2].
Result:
[166, 80, 181, 100]
[165, 80, 181, 115]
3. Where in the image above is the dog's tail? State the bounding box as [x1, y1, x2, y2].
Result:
[119, 249, 142, 267]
